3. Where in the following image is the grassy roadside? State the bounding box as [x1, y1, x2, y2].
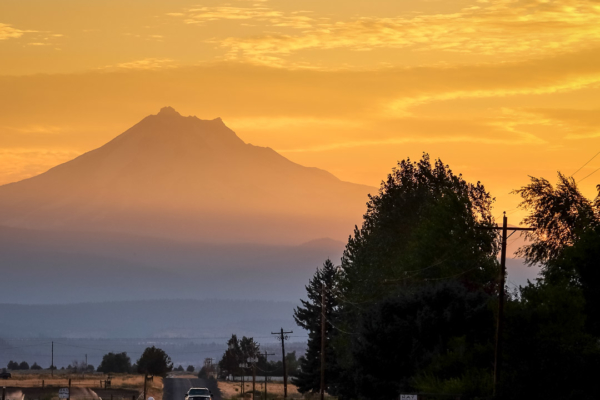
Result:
[3, 372, 163, 400]
[217, 381, 301, 400]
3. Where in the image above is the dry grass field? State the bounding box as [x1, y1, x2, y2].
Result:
[217, 381, 300, 399]
[4, 372, 163, 400]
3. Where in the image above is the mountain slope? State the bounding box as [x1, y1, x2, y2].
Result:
[0, 107, 373, 243]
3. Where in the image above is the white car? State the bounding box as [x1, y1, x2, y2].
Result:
[184, 388, 212, 400]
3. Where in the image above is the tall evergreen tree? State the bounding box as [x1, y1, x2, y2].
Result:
[218, 334, 242, 378]
[218, 334, 260, 378]
[293, 259, 339, 394]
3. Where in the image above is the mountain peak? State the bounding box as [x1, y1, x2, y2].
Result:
[157, 106, 181, 117]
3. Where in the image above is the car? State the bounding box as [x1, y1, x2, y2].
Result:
[0, 371, 11, 379]
[184, 388, 212, 400]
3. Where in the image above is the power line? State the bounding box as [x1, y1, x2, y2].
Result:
[571, 150, 600, 177]
[577, 165, 600, 183]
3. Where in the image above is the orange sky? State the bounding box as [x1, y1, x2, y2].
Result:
[2, 0, 600, 224]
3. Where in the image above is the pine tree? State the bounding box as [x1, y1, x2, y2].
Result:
[292, 259, 339, 394]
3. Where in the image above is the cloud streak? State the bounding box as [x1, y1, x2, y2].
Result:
[190, 0, 600, 66]
[0, 23, 35, 40]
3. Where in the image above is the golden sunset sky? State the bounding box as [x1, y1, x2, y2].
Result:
[2, 0, 600, 223]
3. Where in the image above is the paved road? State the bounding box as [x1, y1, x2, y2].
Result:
[163, 377, 221, 400]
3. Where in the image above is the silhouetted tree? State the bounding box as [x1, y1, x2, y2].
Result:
[218, 334, 242, 378]
[137, 346, 172, 376]
[341, 154, 499, 308]
[7, 361, 18, 370]
[350, 282, 493, 399]
[515, 175, 600, 336]
[30, 362, 42, 370]
[98, 352, 131, 373]
[332, 154, 499, 397]
[175, 365, 184, 372]
[186, 365, 195, 372]
[500, 281, 600, 400]
[513, 173, 599, 265]
[293, 259, 339, 393]
[18, 361, 29, 370]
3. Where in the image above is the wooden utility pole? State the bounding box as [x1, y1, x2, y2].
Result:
[252, 362, 256, 400]
[67, 379, 71, 400]
[262, 351, 275, 400]
[2, 386, 6, 400]
[479, 213, 534, 396]
[320, 284, 326, 400]
[51, 342, 54, 377]
[271, 328, 293, 399]
[495, 214, 508, 396]
[143, 374, 148, 400]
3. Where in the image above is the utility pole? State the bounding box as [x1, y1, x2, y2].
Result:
[262, 351, 275, 400]
[67, 379, 71, 400]
[479, 213, 534, 396]
[248, 357, 258, 400]
[51, 342, 54, 377]
[238, 362, 247, 397]
[271, 328, 293, 399]
[143, 374, 148, 400]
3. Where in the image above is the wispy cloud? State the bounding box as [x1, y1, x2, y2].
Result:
[0, 23, 36, 40]
[276, 133, 543, 153]
[170, 5, 315, 29]
[516, 108, 600, 139]
[101, 58, 177, 71]
[194, 0, 600, 66]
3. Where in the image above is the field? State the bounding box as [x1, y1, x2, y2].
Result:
[217, 381, 300, 399]
[2, 372, 163, 400]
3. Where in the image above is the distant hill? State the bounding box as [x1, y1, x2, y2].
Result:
[0, 299, 299, 339]
[0, 107, 373, 244]
[0, 225, 346, 303]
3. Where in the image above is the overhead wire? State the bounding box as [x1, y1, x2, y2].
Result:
[577, 166, 600, 183]
[571, 150, 600, 177]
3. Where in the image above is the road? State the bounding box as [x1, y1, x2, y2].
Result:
[162, 376, 221, 400]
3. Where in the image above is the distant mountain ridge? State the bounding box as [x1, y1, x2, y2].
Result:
[0, 107, 373, 244]
[0, 224, 346, 303]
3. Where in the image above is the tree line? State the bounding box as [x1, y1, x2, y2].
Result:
[292, 154, 600, 400]
[5, 346, 174, 376]
[6, 361, 42, 370]
[216, 334, 300, 379]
